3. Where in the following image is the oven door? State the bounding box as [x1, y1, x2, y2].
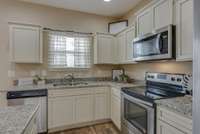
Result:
[133, 25, 173, 61]
[121, 93, 155, 134]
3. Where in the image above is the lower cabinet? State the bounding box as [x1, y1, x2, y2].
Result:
[110, 87, 121, 130]
[94, 93, 109, 120]
[48, 87, 110, 131]
[48, 96, 75, 128]
[75, 95, 93, 123]
[157, 120, 189, 134]
[157, 106, 192, 134]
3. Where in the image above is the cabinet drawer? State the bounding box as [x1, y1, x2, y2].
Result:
[111, 87, 121, 98]
[157, 106, 192, 131]
[94, 87, 109, 94]
[49, 88, 92, 97]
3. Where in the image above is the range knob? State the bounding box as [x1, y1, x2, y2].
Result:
[171, 77, 176, 81]
[177, 78, 182, 82]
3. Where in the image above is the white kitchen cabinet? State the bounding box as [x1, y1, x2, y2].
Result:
[110, 87, 121, 130]
[153, 0, 174, 30]
[94, 93, 109, 120]
[75, 95, 93, 123]
[125, 27, 136, 63]
[136, 0, 174, 37]
[137, 8, 153, 37]
[9, 23, 43, 63]
[48, 87, 110, 131]
[176, 0, 193, 61]
[48, 96, 75, 129]
[94, 33, 116, 64]
[116, 32, 126, 64]
[157, 120, 188, 134]
[157, 106, 192, 134]
[116, 26, 136, 64]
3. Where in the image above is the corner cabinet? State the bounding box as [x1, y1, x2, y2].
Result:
[116, 32, 126, 64]
[9, 23, 43, 63]
[116, 26, 136, 64]
[176, 0, 193, 61]
[157, 106, 192, 134]
[94, 33, 116, 64]
[125, 27, 136, 63]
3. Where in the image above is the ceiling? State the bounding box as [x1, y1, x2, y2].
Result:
[20, 0, 143, 17]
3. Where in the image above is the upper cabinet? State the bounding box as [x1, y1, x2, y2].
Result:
[9, 23, 43, 63]
[94, 33, 116, 64]
[137, 8, 153, 37]
[136, 0, 174, 37]
[116, 26, 136, 64]
[153, 0, 174, 30]
[116, 32, 126, 63]
[176, 0, 193, 61]
[125, 27, 136, 63]
[94, 27, 136, 65]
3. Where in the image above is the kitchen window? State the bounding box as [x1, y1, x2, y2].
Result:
[48, 31, 92, 69]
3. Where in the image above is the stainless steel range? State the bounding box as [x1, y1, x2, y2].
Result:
[121, 72, 188, 134]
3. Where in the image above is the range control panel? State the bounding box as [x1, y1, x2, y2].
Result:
[146, 72, 184, 86]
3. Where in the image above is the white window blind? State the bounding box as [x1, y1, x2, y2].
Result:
[48, 31, 92, 69]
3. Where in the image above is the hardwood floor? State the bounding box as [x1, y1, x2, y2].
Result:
[51, 122, 120, 134]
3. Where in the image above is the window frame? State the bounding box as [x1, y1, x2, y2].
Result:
[47, 31, 93, 70]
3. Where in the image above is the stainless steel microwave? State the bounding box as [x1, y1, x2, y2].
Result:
[133, 25, 175, 61]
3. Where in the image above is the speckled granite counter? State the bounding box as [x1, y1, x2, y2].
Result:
[0, 104, 39, 134]
[2, 81, 145, 92]
[155, 96, 192, 119]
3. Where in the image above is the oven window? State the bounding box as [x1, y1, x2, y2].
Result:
[124, 99, 147, 133]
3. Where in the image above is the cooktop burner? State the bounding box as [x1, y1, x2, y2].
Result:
[122, 86, 185, 103]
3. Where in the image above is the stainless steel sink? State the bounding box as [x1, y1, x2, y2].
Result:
[53, 82, 88, 87]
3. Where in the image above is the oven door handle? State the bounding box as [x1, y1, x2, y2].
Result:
[122, 93, 154, 108]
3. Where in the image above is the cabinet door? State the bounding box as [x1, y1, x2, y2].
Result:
[111, 94, 121, 130]
[95, 34, 115, 64]
[157, 120, 191, 134]
[117, 32, 126, 64]
[153, 0, 174, 30]
[9, 24, 42, 63]
[125, 27, 136, 63]
[48, 97, 75, 129]
[75, 95, 93, 123]
[176, 0, 193, 61]
[94, 93, 109, 120]
[137, 8, 153, 37]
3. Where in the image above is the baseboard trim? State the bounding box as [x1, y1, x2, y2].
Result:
[48, 119, 111, 133]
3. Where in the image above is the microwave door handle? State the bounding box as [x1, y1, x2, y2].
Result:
[156, 34, 161, 53]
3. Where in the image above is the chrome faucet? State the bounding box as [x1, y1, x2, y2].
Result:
[64, 73, 75, 83]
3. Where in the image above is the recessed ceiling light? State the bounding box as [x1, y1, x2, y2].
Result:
[104, 0, 112, 2]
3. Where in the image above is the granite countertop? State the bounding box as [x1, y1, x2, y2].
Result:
[0, 104, 39, 134]
[155, 95, 192, 119]
[2, 81, 145, 92]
